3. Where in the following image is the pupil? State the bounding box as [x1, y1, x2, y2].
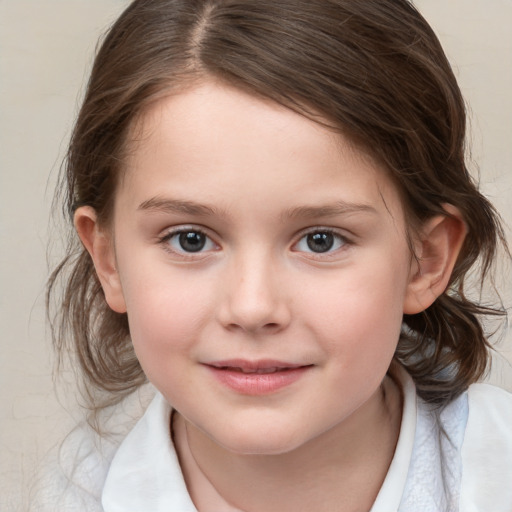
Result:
[307, 232, 334, 253]
[179, 232, 206, 252]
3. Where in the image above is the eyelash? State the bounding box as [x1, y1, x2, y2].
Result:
[157, 226, 352, 259]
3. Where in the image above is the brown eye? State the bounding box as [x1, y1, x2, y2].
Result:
[178, 231, 207, 252]
[161, 229, 217, 254]
[293, 230, 347, 255]
[306, 232, 335, 253]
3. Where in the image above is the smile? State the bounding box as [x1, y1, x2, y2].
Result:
[204, 360, 312, 395]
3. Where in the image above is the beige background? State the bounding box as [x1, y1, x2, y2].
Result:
[1, 0, 511, 508]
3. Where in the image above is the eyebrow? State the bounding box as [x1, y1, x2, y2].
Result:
[282, 201, 377, 220]
[138, 196, 377, 221]
[137, 197, 225, 217]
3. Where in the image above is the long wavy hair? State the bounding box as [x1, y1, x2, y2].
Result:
[48, 0, 507, 410]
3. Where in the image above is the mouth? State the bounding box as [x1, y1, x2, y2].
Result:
[219, 366, 296, 374]
[204, 360, 312, 395]
[208, 359, 307, 372]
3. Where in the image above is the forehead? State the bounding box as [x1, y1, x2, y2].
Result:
[119, 81, 404, 223]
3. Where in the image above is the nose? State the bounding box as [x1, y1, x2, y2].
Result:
[217, 252, 291, 334]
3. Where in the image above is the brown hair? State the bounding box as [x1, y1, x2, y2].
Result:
[48, 0, 507, 409]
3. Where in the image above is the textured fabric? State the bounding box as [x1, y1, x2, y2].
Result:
[29, 423, 115, 512]
[28, 385, 155, 512]
[396, 389, 467, 511]
[30, 372, 512, 511]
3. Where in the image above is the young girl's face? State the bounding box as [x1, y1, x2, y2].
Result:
[96, 81, 421, 455]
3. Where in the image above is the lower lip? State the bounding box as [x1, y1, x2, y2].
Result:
[205, 366, 310, 395]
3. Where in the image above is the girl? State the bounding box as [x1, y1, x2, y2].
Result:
[40, 0, 512, 510]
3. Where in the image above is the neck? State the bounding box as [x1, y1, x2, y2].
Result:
[175, 375, 402, 512]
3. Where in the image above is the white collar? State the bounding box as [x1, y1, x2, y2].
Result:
[101, 394, 197, 511]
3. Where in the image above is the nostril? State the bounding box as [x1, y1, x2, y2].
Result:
[262, 322, 281, 332]
[224, 321, 282, 334]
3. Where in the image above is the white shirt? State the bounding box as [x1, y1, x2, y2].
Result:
[31, 368, 512, 511]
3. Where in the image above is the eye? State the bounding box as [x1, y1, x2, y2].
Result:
[294, 230, 347, 254]
[161, 229, 217, 254]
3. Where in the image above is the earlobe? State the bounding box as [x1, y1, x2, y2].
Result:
[74, 206, 127, 314]
[403, 205, 467, 315]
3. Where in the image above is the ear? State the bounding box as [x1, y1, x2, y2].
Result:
[74, 206, 127, 313]
[403, 204, 467, 315]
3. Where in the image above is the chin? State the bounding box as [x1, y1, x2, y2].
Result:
[210, 423, 308, 456]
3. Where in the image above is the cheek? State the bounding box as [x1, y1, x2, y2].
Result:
[302, 256, 409, 358]
[119, 265, 214, 357]
[121, 275, 213, 396]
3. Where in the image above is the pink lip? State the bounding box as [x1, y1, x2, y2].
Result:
[203, 359, 312, 395]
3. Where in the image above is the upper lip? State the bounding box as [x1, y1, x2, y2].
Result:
[205, 359, 309, 374]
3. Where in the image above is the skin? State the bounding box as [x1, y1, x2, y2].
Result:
[76, 80, 466, 511]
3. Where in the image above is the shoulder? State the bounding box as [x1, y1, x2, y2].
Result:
[460, 383, 512, 511]
[28, 385, 156, 511]
[466, 381, 512, 418]
[28, 422, 112, 511]
[463, 382, 512, 453]
[396, 368, 511, 512]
